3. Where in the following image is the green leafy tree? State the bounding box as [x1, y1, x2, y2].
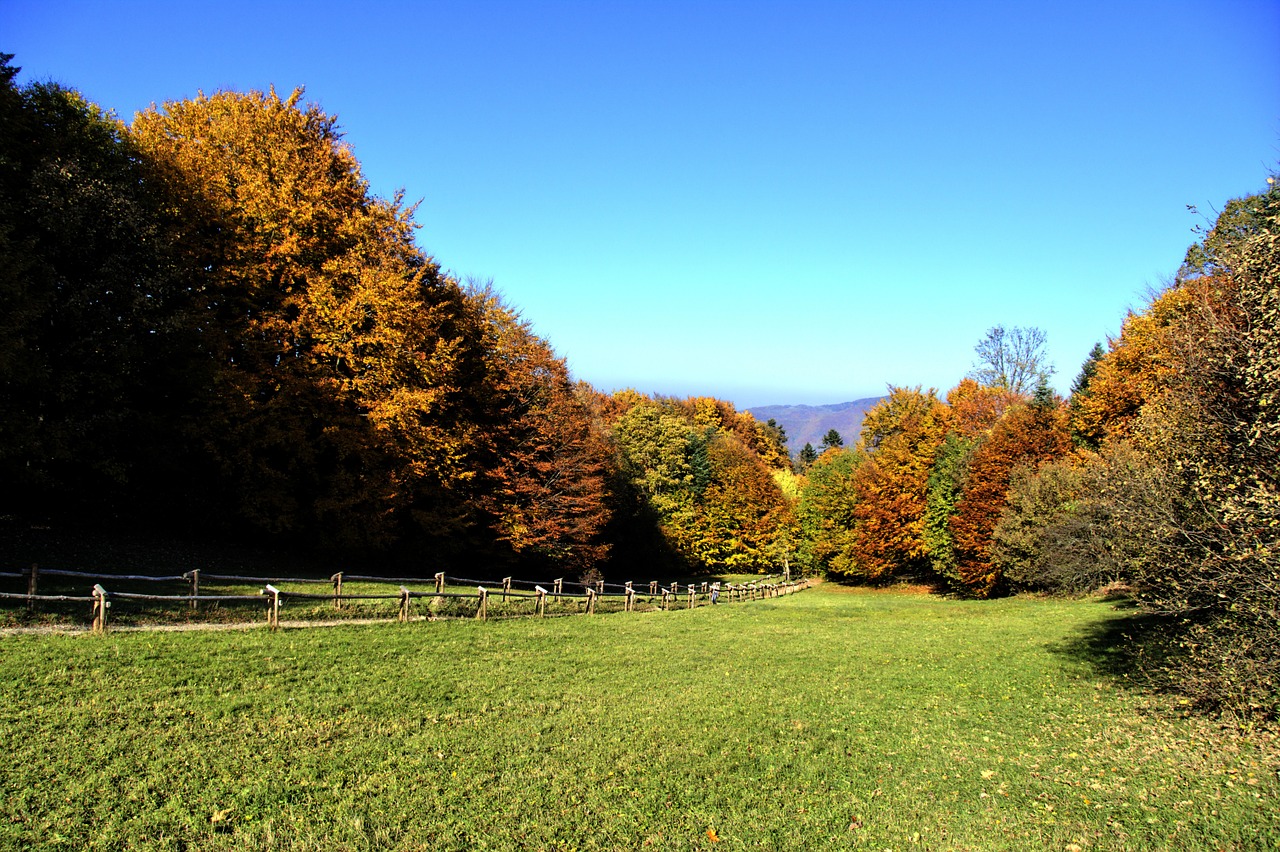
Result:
[794, 447, 864, 575]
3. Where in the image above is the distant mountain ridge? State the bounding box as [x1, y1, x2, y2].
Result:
[747, 397, 887, 457]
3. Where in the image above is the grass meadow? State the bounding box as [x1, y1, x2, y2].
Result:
[1, 582, 1276, 850]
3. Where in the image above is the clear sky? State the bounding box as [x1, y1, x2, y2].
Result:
[3, 0, 1277, 408]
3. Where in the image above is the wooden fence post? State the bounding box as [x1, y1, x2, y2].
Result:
[661, 588, 671, 611]
[435, 572, 445, 594]
[265, 584, 280, 631]
[476, 587, 488, 621]
[331, 572, 343, 609]
[188, 569, 200, 610]
[625, 587, 636, 612]
[535, 586, 547, 617]
[553, 578, 563, 602]
[399, 586, 411, 623]
[91, 584, 108, 634]
[649, 580, 658, 596]
[585, 588, 597, 615]
[502, 577, 512, 602]
[687, 586, 696, 609]
[596, 579, 604, 595]
[701, 581, 708, 594]
[27, 563, 38, 613]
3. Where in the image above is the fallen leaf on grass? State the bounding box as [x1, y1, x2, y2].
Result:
[706, 828, 720, 842]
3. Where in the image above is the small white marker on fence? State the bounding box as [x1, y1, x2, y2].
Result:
[91, 584, 108, 634]
[264, 584, 281, 631]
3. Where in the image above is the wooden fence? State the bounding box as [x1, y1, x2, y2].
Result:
[0, 564, 811, 633]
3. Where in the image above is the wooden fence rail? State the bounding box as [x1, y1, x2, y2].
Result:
[2, 566, 811, 633]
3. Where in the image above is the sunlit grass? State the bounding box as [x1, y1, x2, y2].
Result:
[1, 583, 1275, 850]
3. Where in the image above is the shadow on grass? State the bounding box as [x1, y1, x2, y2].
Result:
[1048, 594, 1185, 691]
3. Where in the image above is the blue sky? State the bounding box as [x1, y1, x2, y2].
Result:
[4, 0, 1277, 408]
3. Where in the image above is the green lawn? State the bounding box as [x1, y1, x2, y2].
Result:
[1, 583, 1275, 850]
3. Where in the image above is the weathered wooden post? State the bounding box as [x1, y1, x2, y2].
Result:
[661, 588, 671, 611]
[502, 577, 512, 602]
[265, 584, 281, 631]
[671, 581, 679, 595]
[687, 586, 696, 609]
[476, 587, 488, 621]
[596, 579, 605, 595]
[625, 586, 637, 612]
[398, 586, 411, 623]
[434, 572, 445, 594]
[585, 588, 597, 615]
[553, 578, 563, 602]
[535, 586, 547, 617]
[26, 563, 38, 613]
[91, 584, 108, 634]
[186, 569, 200, 610]
[331, 572, 343, 609]
[649, 580, 658, 596]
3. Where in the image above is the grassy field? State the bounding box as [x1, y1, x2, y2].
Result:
[1, 582, 1276, 851]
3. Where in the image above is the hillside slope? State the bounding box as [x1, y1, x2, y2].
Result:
[747, 397, 886, 456]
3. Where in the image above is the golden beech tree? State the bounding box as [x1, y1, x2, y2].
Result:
[1067, 279, 1221, 447]
[846, 387, 950, 579]
[130, 88, 488, 551]
[950, 391, 1072, 596]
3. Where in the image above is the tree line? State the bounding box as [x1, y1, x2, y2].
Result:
[0, 58, 791, 581]
[789, 183, 1278, 718]
[1, 57, 1275, 717]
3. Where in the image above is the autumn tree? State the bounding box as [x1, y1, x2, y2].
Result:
[609, 394, 791, 573]
[845, 387, 950, 579]
[1118, 177, 1280, 717]
[794, 446, 864, 575]
[466, 285, 612, 571]
[130, 88, 490, 554]
[950, 391, 1072, 596]
[1067, 281, 1210, 448]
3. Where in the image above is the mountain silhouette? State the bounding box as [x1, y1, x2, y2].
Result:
[747, 397, 886, 457]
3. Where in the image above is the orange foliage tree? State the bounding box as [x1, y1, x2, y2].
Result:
[467, 286, 612, 571]
[845, 387, 950, 579]
[950, 388, 1072, 596]
[130, 88, 490, 553]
